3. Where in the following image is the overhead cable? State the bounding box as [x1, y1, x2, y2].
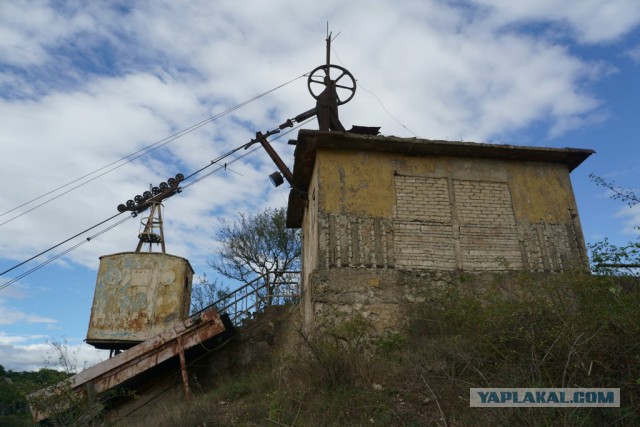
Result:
[0, 214, 133, 291]
[0, 116, 311, 291]
[0, 211, 126, 278]
[181, 111, 314, 185]
[0, 73, 308, 227]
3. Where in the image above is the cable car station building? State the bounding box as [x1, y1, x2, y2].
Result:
[29, 37, 596, 423]
[286, 129, 593, 329]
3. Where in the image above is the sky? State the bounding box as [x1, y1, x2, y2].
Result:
[1, 0, 639, 372]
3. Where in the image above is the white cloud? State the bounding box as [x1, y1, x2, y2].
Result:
[0, 305, 57, 325]
[0, 1, 68, 67]
[615, 204, 640, 236]
[0, 335, 106, 372]
[0, 289, 58, 325]
[473, 0, 640, 43]
[0, 281, 27, 299]
[0, 332, 45, 345]
[627, 44, 640, 63]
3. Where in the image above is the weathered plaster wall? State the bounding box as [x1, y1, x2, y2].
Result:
[296, 142, 590, 329]
[306, 149, 588, 275]
[317, 150, 396, 219]
[309, 268, 538, 332]
[310, 268, 433, 331]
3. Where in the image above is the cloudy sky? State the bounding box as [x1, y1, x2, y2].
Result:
[1, 0, 639, 372]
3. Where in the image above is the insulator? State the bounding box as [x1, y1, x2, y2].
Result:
[126, 200, 135, 208]
[167, 178, 176, 187]
[159, 182, 168, 190]
[134, 195, 143, 204]
[138, 232, 162, 243]
[175, 173, 184, 182]
[117, 204, 127, 212]
[152, 186, 161, 195]
[143, 191, 152, 200]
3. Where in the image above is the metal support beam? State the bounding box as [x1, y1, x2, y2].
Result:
[255, 132, 294, 186]
[177, 335, 192, 400]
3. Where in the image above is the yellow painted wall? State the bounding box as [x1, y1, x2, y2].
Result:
[508, 162, 576, 223]
[313, 149, 578, 226]
[316, 150, 396, 218]
[302, 160, 320, 325]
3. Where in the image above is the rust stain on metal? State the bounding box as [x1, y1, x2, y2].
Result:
[86, 252, 194, 349]
[177, 335, 192, 400]
[30, 307, 229, 422]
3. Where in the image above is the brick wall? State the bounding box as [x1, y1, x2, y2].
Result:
[453, 179, 523, 270]
[392, 175, 583, 272]
[394, 177, 456, 270]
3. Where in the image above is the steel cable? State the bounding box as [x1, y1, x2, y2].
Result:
[0, 117, 313, 290]
[0, 73, 308, 227]
[0, 214, 133, 291]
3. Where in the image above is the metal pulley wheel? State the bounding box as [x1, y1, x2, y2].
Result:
[307, 64, 356, 105]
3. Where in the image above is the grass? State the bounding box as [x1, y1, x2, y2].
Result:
[126, 272, 640, 426]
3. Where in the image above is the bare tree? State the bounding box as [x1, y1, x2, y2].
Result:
[209, 207, 301, 307]
[190, 274, 230, 314]
[589, 173, 640, 207]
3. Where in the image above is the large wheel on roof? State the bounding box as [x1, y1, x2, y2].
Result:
[307, 64, 356, 105]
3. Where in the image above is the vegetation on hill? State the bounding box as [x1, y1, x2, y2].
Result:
[161, 272, 640, 426]
[0, 366, 69, 426]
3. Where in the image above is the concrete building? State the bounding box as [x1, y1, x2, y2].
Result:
[286, 130, 593, 329]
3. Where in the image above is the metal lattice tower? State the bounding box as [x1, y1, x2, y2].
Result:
[136, 201, 165, 253]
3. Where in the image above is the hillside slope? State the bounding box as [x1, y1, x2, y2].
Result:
[116, 273, 639, 426]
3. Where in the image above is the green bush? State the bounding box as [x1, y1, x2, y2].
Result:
[407, 272, 640, 425]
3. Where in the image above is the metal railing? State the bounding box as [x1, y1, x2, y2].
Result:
[192, 270, 300, 327]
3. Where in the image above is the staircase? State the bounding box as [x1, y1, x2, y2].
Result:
[194, 270, 300, 327]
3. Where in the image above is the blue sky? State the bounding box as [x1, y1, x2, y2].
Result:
[1, 0, 640, 371]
